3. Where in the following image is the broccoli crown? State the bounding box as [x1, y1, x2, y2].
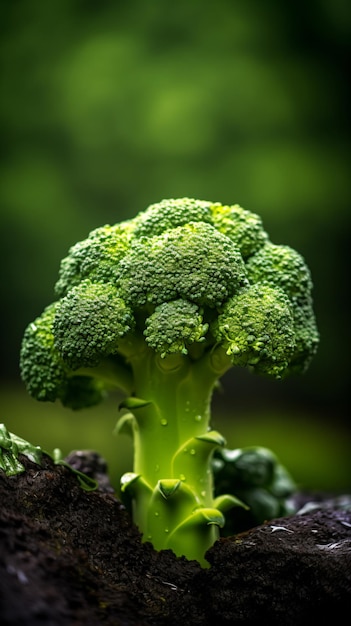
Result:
[21, 197, 319, 405]
[116, 221, 249, 308]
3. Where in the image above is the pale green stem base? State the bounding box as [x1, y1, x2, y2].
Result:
[118, 347, 238, 566]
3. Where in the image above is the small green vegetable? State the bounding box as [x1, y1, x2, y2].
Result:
[20, 198, 319, 565]
[213, 446, 297, 534]
[0, 422, 43, 475]
[0, 423, 97, 490]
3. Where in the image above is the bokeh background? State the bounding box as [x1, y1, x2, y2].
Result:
[1, 0, 350, 493]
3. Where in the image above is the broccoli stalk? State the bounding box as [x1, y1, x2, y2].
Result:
[117, 344, 239, 561]
[20, 198, 319, 566]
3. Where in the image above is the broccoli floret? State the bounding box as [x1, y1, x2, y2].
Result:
[20, 197, 319, 566]
[117, 221, 249, 308]
[245, 243, 319, 373]
[245, 242, 313, 301]
[213, 284, 296, 378]
[19, 303, 105, 409]
[55, 220, 135, 297]
[288, 300, 320, 374]
[144, 299, 209, 358]
[133, 197, 214, 237]
[54, 280, 134, 370]
[211, 203, 268, 259]
[20, 303, 67, 403]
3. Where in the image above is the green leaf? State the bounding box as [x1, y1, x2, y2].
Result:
[120, 471, 141, 492]
[214, 493, 249, 512]
[196, 430, 226, 446]
[0, 425, 43, 476]
[170, 507, 225, 534]
[0, 448, 25, 476]
[119, 397, 151, 410]
[157, 479, 181, 499]
[0, 424, 12, 450]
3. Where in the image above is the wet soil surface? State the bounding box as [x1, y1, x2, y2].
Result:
[1, 454, 350, 625]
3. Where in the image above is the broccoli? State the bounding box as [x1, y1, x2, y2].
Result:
[20, 197, 319, 565]
[212, 446, 297, 534]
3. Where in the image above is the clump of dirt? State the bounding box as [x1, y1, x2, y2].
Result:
[1, 454, 350, 625]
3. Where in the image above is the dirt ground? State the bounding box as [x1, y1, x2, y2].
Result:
[1, 453, 350, 625]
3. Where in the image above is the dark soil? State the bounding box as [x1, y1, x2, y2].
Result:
[1, 453, 350, 625]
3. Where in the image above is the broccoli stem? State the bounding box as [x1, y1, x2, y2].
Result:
[74, 356, 134, 395]
[119, 346, 232, 565]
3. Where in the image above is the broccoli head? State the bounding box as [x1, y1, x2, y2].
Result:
[20, 197, 319, 565]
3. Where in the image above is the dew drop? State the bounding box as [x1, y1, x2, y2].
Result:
[155, 464, 160, 473]
[160, 418, 168, 426]
[154, 511, 159, 517]
[195, 415, 202, 422]
[179, 474, 186, 481]
[190, 449, 196, 456]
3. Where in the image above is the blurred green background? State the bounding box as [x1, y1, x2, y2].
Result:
[1, 0, 350, 493]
